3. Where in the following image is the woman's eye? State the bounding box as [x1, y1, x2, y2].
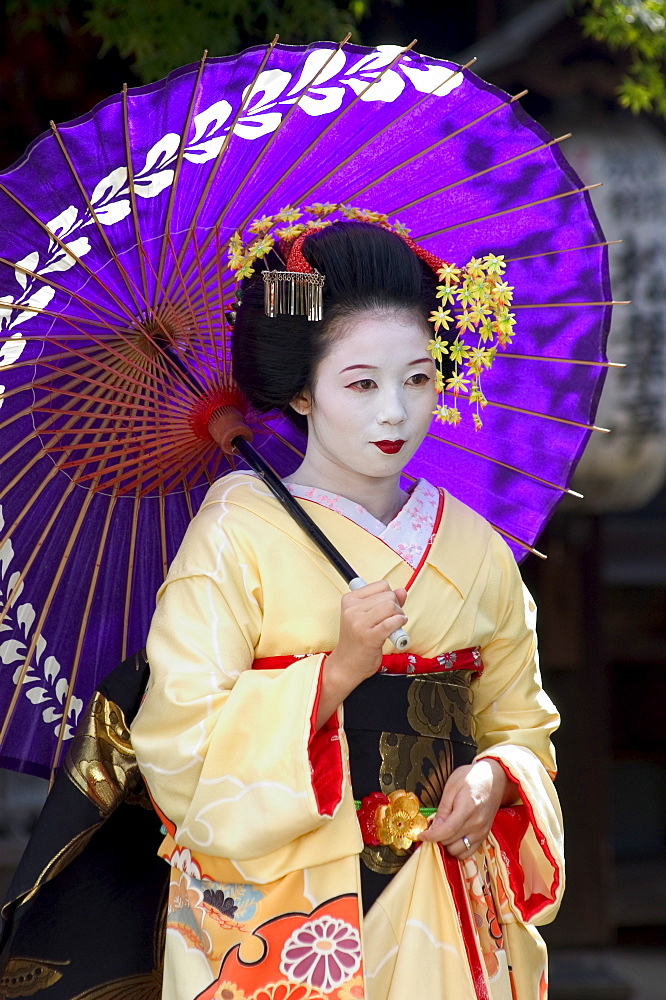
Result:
[348, 378, 376, 391]
[407, 373, 430, 386]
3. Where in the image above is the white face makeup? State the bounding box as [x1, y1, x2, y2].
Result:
[290, 311, 437, 500]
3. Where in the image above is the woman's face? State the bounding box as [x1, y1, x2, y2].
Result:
[292, 311, 437, 486]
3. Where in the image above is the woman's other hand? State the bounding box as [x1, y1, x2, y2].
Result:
[315, 581, 407, 728]
[418, 758, 516, 857]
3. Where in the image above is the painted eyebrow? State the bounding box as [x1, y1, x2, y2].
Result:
[339, 357, 434, 374]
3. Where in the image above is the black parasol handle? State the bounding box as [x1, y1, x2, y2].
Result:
[232, 436, 411, 652]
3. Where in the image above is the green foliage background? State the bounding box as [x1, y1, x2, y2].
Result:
[5, 0, 666, 120]
[581, 0, 666, 118]
[6, 0, 370, 82]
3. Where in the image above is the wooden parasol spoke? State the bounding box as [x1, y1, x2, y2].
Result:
[0, 343, 117, 377]
[449, 392, 611, 432]
[387, 133, 573, 215]
[0, 364, 141, 488]
[2, 368, 143, 744]
[43, 128, 220, 400]
[214, 224, 230, 381]
[182, 283, 227, 318]
[50, 488, 119, 771]
[344, 92, 535, 208]
[510, 300, 629, 308]
[203, 36, 355, 249]
[182, 479, 195, 520]
[12, 350, 193, 417]
[33, 406, 190, 427]
[29, 379, 190, 422]
[499, 353, 625, 368]
[0, 355, 124, 436]
[405, 464, 551, 559]
[0, 309, 126, 336]
[158, 492, 168, 581]
[121, 492, 141, 661]
[50, 122, 148, 319]
[417, 183, 603, 240]
[488, 522, 547, 559]
[57, 368, 171, 492]
[121, 83, 150, 309]
[255, 414, 307, 460]
[425, 429, 584, 497]
[23, 338, 178, 397]
[167, 36, 357, 304]
[139, 436, 219, 498]
[207, 443, 227, 483]
[41, 428, 198, 465]
[0, 249, 138, 329]
[163, 232, 221, 387]
[76, 363, 195, 490]
[504, 240, 623, 263]
[97, 439, 206, 498]
[189, 229, 224, 386]
[138, 234, 213, 368]
[0, 366, 156, 584]
[163, 37, 281, 302]
[153, 51, 209, 311]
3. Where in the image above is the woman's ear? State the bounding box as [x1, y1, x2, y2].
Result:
[289, 387, 312, 416]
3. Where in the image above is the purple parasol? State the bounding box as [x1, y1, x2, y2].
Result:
[0, 40, 615, 776]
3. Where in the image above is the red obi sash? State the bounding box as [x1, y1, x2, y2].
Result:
[253, 647, 483, 675]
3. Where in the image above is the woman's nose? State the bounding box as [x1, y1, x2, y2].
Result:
[378, 388, 407, 424]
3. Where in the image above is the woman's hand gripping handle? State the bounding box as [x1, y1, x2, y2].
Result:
[349, 578, 410, 650]
[315, 580, 409, 729]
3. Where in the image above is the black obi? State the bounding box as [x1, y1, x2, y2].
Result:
[344, 669, 478, 913]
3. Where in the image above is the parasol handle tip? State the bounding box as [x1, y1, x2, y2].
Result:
[349, 577, 411, 651]
[208, 406, 253, 455]
[390, 628, 411, 651]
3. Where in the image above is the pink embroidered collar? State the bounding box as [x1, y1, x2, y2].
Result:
[285, 479, 441, 570]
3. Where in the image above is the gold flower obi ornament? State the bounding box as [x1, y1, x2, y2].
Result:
[356, 790, 431, 854]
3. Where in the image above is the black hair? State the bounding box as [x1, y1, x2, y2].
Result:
[231, 221, 439, 433]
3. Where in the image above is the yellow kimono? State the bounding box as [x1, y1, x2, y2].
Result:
[131, 472, 563, 1000]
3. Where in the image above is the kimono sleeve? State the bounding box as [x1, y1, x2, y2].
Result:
[472, 532, 564, 926]
[130, 504, 347, 865]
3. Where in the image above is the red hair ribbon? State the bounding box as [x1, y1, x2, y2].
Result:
[398, 233, 449, 276]
[286, 232, 313, 273]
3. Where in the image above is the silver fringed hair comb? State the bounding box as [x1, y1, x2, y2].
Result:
[262, 270, 325, 322]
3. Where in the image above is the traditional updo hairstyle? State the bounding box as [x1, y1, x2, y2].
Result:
[231, 222, 440, 433]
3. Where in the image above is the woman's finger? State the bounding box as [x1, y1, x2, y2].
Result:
[445, 835, 480, 859]
[349, 596, 408, 632]
[420, 797, 473, 843]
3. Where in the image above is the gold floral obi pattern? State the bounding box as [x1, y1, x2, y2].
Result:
[344, 667, 479, 875]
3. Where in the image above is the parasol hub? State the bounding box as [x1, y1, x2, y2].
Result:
[207, 405, 254, 456]
[188, 384, 250, 441]
[132, 306, 192, 358]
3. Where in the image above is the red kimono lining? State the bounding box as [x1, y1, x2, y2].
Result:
[486, 756, 562, 922]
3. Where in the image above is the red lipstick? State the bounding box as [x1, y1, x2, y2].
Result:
[373, 440, 405, 454]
